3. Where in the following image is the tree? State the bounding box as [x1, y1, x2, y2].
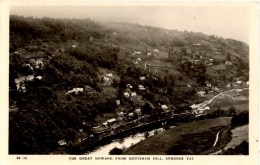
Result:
[109, 147, 123, 155]
[141, 102, 153, 115]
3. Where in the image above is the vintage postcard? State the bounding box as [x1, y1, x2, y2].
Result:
[0, 0, 259, 165]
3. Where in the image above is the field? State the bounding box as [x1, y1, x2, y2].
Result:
[124, 117, 232, 155]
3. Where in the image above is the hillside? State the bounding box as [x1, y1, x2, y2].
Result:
[9, 15, 249, 154]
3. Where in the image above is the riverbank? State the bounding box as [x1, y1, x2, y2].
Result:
[123, 117, 232, 155]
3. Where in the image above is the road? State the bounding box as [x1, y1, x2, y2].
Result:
[191, 87, 249, 111]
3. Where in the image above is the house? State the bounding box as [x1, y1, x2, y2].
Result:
[72, 44, 77, 48]
[154, 49, 159, 53]
[136, 58, 141, 62]
[134, 52, 142, 55]
[200, 55, 203, 59]
[139, 76, 146, 81]
[103, 118, 117, 127]
[116, 99, 120, 105]
[124, 92, 130, 98]
[131, 92, 137, 97]
[66, 88, 84, 95]
[208, 63, 213, 66]
[35, 58, 43, 68]
[236, 80, 242, 84]
[161, 105, 168, 110]
[133, 61, 139, 64]
[187, 84, 192, 88]
[197, 91, 206, 97]
[138, 85, 146, 90]
[135, 108, 142, 116]
[105, 73, 113, 77]
[117, 112, 124, 117]
[127, 84, 133, 89]
[226, 83, 231, 88]
[58, 139, 67, 146]
[14, 75, 34, 91]
[36, 76, 42, 80]
[206, 83, 212, 88]
[112, 32, 118, 35]
[147, 52, 152, 56]
[128, 112, 134, 117]
[225, 61, 232, 65]
[103, 76, 110, 82]
[209, 59, 214, 62]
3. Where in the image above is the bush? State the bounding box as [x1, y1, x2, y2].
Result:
[109, 147, 123, 155]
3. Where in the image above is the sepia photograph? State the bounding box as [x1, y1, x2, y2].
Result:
[1, 1, 259, 164]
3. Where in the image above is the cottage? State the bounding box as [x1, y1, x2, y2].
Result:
[206, 83, 212, 88]
[147, 52, 152, 56]
[133, 61, 139, 64]
[128, 112, 134, 117]
[208, 63, 213, 66]
[187, 84, 192, 88]
[135, 108, 142, 116]
[226, 83, 231, 88]
[139, 76, 146, 81]
[209, 59, 214, 62]
[154, 49, 159, 53]
[134, 52, 142, 55]
[36, 76, 43, 80]
[138, 85, 146, 90]
[124, 92, 130, 98]
[161, 105, 168, 110]
[127, 84, 133, 89]
[236, 80, 242, 84]
[225, 61, 232, 65]
[58, 139, 67, 146]
[72, 44, 77, 48]
[136, 58, 141, 62]
[103, 76, 110, 82]
[131, 92, 137, 97]
[106, 73, 113, 77]
[117, 112, 124, 117]
[66, 88, 84, 95]
[197, 91, 206, 97]
[116, 99, 120, 105]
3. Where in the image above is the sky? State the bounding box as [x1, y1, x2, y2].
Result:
[10, 5, 250, 43]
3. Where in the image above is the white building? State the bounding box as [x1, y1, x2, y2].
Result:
[66, 88, 84, 95]
[139, 76, 146, 81]
[197, 91, 206, 97]
[124, 92, 130, 98]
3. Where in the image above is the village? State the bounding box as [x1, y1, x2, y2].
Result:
[9, 41, 249, 150]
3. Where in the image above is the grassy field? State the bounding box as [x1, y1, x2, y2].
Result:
[123, 117, 232, 155]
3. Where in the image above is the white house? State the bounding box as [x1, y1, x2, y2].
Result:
[72, 44, 77, 48]
[138, 85, 146, 90]
[58, 139, 67, 146]
[103, 76, 110, 82]
[209, 59, 214, 62]
[36, 76, 43, 80]
[225, 61, 232, 65]
[116, 99, 120, 105]
[187, 84, 192, 88]
[139, 76, 146, 81]
[147, 52, 152, 56]
[127, 84, 133, 89]
[197, 91, 206, 97]
[131, 92, 137, 97]
[105, 73, 113, 77]
[124, 92, 130, 98]
[136, 58, 141, 62]
[135, 108, 142, 116]
[134, 52, 142, 55]
[66, 88, 84, 95]
[161, 105, 168, 110]
[154, 49, 159, 53]
[236, 80, 242, 84]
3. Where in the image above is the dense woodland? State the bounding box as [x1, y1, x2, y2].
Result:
[9, 15, 249, 154]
